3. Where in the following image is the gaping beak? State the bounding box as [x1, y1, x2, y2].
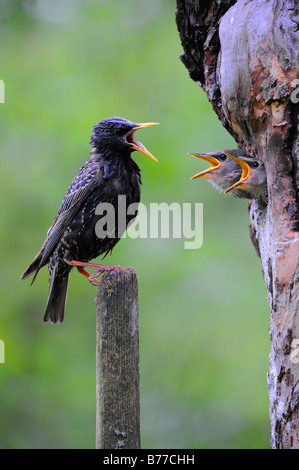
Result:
[223, 152, 251, 193]
[189, 153, 221, 179]
[128, 122, 159, 162]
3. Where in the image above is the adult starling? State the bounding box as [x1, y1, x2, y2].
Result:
[21, 117, 159, 324]
[189, 149, 267, 204]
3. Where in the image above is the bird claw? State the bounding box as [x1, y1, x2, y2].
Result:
[64, 259, 135, 286]
[88, 265, 135, 285]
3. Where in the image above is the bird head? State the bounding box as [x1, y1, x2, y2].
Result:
[189, 150, 244, 192]
[224, 152, 266, 195]
[90, 117, 159, 161]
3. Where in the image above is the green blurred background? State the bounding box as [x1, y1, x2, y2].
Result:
[0, 0, 270, 448]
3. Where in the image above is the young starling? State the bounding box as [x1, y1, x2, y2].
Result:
[21, 117, 159, 324]
[189, 149, 267, 204]
[223, 152, 267, 205]
[189, 149, 243, 193]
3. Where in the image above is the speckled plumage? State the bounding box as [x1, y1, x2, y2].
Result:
[21, 117, 157, 323]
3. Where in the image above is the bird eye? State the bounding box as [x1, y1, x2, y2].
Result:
[252, 161, 259, 168]
[219, 154, 227, 161]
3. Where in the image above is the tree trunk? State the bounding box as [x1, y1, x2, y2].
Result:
[176, 0, 299, 449]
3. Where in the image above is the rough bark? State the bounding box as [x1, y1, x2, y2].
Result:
[176, 0, 299, 448]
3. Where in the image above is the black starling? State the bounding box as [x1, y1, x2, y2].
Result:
[189, 149, 267, 204]
[21, 117, 159, 324]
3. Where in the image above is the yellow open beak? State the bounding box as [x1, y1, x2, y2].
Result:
[189, 153, 221, 179]
[223, 152, 251, 193]
[129, 122, 159, 162]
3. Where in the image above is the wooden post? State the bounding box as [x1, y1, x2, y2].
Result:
[95, 270, 140, 449]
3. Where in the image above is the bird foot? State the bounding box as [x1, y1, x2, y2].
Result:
[87, 264, 135, 286]
[64, 259, 135, 286]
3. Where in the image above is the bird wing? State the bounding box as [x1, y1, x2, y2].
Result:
[39, 160, 103, 267]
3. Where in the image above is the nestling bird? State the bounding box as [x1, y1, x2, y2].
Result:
[189, 149, 243, 193]
[21, 117, 159, 324]
[189, 149, 267, 204]
[223, 151, 267, 205]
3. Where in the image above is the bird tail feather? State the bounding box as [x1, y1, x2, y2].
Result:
[43, 270, 70, 324]
[20, 251, 44, 284]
